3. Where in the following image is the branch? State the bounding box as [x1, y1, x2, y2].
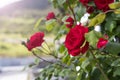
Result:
[32, 51, 53, 64]
[104, 10, 114, 14]
[32, 51, 70, 69]
[89, 49, 109, 80]
[66, 0, 77, 23]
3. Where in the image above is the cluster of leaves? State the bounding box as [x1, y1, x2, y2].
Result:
[31, 0, 120, 80]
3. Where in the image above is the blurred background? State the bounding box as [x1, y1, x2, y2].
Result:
[0, 0, 57, 80]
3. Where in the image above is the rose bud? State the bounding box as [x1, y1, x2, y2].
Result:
[65, 16, 74, 28]
[97, 38, 108, 49]
[46, 12, 55, 20]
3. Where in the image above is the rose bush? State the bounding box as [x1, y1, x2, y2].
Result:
[23, 0, 120, 80]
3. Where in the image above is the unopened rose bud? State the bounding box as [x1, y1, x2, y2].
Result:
[65, 16, 74, 28]
[46, 12, 55, 20]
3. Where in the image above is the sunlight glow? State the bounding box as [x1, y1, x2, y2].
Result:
[0, 0, 21, 8]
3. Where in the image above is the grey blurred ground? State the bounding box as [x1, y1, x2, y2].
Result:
[0, 57, 35, 80]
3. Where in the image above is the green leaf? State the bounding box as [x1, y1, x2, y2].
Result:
[47, 73, 52, 80]
[34, 18, 44, 29]
[109, 2, 120, 9]
[105, 42, 120, 55]
[62, 16, 69, 24]
[85, 30, 102, 48]
[114, 9, 120, 14]
[105, 21, 117, 32]
[67, 57, 75, 66]
[96, 13, 106, 25]
[57, 0, 66, 6]
[79, 57, 87, 64]
[49, 0, 58, 8]
[59, 44, 66, 53]
[115, 25, 120, 37]
[76, 71, 86, 80]
[81, 58, 90, 70]
[62, 53, 70, 63]
[75, 74, 81, 80]
[54, 25, 67, 41]
[90, 67, 101, 80]
[88, 13, 106, 27]
[88, 18, 98, 27]
[76, 3, 86, 20]
[28, 64, 36, 68]
[111, 59, 120, 67]
[35, 77, 41, 80]
[113, 67, 120, 77]
[45, 19, 56, 31]
[35, 58, 40, 65]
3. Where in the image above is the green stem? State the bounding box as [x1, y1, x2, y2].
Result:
[66, 0, 77, 23]
[104, 10, 114, 14]
[32, 51, 53, 64]
[44, 41, 58, 58]
[37, 48, 50, 55]
[44, 41, 52, 53]
[32, 51, 74, 69]
[90, 50, 109, 80]
[41, 46, 50, 53]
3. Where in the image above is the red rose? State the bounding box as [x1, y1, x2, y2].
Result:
[66, 16, 74, 28]
[94, 0, 114, 12]
[65, 24, 89, 56]
[26, 32, 44, 51]
[46, 12, 55, 20]
[97, 38, 108, 49]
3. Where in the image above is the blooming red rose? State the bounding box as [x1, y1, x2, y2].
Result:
[94, 0, 114, 12]
[65, 24, 89, 56]
[46, 12, 55, 20]
[97, 38, 108, 49]
[26, 32, 44, 51]
[65, 16, 74, 28]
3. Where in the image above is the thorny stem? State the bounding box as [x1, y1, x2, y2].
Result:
[32, 51, 77, 73]
[37, 48, 50, 55]
[40, 43, 51, 53]
[89, 49, 109, 80]
[66, 0, 77, 23]
[37, 48, 59, 59]
[44, 41, 58, 58]
[32, 51, 53, 64]
[104, 10, 114, 14]
[32, 51, 71, 69]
